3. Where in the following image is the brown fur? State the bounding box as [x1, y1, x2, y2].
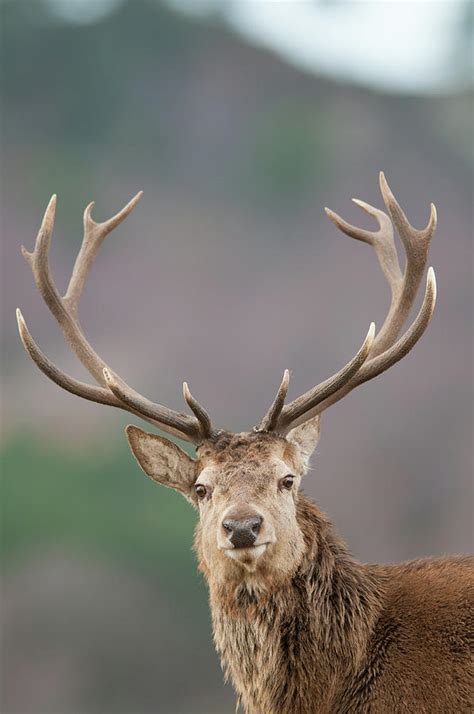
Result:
[200, 498, 473, 713]
[127, 427, 473, 713]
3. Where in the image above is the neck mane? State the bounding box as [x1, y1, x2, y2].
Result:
[204, 494, 386, 713]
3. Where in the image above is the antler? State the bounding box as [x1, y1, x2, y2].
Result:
[18, 175, 437, 443]
[17, 193, 214, 443]
[257, 173, 437, 435]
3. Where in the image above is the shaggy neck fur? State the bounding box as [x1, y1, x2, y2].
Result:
[197, 495, 386, 714]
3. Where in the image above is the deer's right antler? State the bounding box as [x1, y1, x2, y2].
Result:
[17, 193, 214, 443]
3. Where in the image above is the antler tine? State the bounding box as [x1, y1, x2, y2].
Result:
[270, 173, 437, 435]
[274, 323, 375, 433]
[257, 369, 290, 432]
[21, 193, 111, 385]
[284, 269, 437, 430]
[356, 267, 436, 385]
[326, 194, 403, 359]
[18, 194, 212, 443]
[21, 193, 57, 261]
[325, 199, 402, 288]
[380, 172, 437, 246]
[64, 191, 143, 312]
[377, 171, 437, 356]
[17, 308, 118, 407]
[183, 382, 214, 440]
[16, 308, 197, 441]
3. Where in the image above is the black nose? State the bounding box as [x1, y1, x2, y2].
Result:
[222, 515, 263, 549]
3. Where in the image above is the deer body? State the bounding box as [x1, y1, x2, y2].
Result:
[17, 174, 473, 712]
[204, 492, 473, 713]
[189, 432, 473, 714]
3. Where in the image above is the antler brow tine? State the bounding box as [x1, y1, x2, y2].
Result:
[257, 369, 290, 433]
[183, 382, 215, 440]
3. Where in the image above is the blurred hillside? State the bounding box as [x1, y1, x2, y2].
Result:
[1, 1, 473, 713]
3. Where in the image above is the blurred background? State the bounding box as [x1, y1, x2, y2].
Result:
[1, 0, 472, 712]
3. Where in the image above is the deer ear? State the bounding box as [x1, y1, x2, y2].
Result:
[126, 425, 197, 500]
[286, 415, 321, 468]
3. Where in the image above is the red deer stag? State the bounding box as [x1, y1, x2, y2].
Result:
[17, 174, 473, 713]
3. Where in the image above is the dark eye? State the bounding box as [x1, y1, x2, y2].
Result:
[280, 475, 295, 491]
[195, 484, 208, 500]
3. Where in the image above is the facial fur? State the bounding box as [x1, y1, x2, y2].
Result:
[193, 431, 310, 588]
[126, 418, 321, 592]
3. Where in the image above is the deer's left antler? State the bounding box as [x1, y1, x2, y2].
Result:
[257, 172, 437, 434]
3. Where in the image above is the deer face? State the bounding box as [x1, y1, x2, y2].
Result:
[126, 417, 320, 585]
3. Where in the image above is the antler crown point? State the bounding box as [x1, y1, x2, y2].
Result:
[324, 207, 339, 223]
[45, 194, 57, 215]
[427, 266, 437, 292]
[365, 322, 376, 350]
[129, 190, 144, 206]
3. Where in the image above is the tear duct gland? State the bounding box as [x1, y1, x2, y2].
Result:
[17, 174, 473, 713]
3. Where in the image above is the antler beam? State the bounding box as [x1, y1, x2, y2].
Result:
[258, 173, 437, 435]
[17, 194, 214, 443]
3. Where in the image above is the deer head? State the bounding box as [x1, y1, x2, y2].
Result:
[17, 173, 437, 585]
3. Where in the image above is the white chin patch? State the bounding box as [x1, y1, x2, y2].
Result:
[225, 544, 268, 568]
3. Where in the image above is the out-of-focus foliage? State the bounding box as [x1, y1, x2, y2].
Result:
[2, 436, 196, 578]
[1, 438, 232, 713]
[1, 1, 472, 712]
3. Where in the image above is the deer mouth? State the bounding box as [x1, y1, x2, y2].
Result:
[221, 543, 270, 562]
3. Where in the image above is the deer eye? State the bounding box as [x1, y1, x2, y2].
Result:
[280, 475, 295, 491]
[195, 484, 208, 500]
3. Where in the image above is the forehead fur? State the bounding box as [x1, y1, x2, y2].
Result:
[196, 431, 299, 473]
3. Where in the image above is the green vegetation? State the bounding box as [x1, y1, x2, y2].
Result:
[1, 435, 199, 592]
[1, 435, 231, 711]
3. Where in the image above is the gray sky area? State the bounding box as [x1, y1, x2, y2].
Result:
[46, 0, 472, 94]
